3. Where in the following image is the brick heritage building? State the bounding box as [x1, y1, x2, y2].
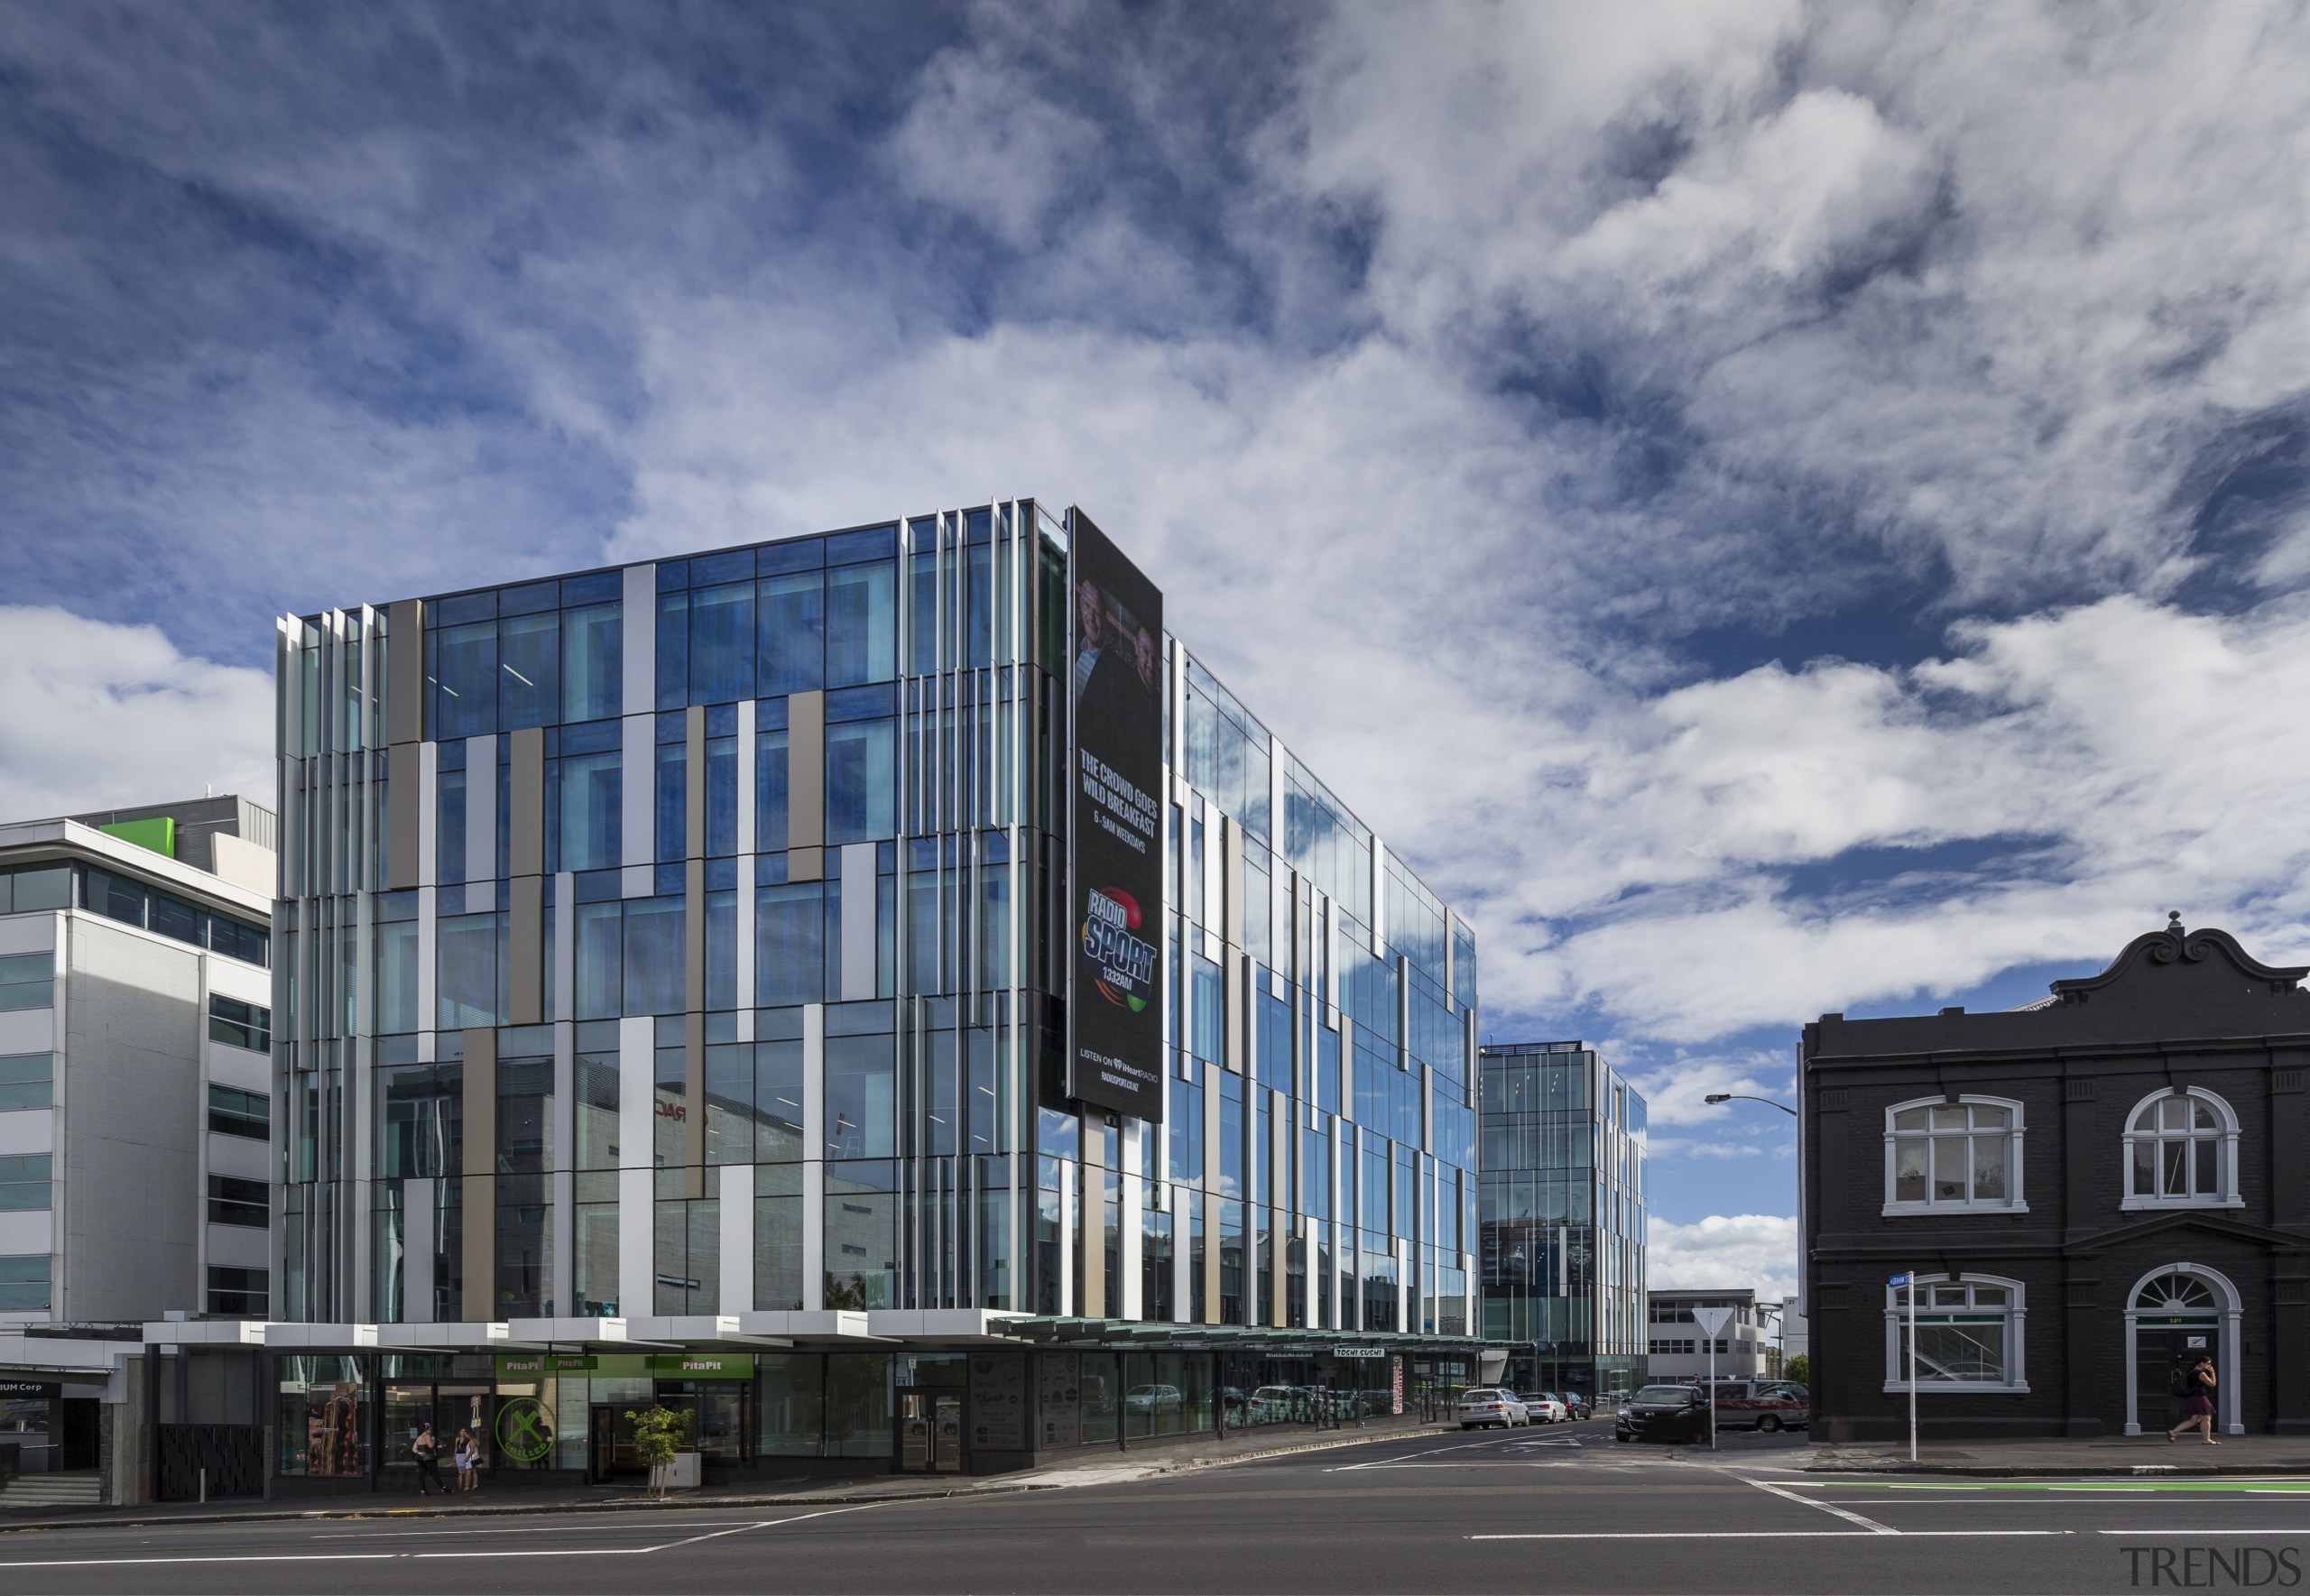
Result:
[1801, 917, 2310, 1441]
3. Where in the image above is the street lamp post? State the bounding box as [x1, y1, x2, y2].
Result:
[1704, 1093, 1797, 1116]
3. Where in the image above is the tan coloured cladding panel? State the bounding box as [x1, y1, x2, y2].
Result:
[1224, 952, 1244, 1075]
[685, 706, 707, 863]
[685, 1009, 706, 1200]
[508, 873, 544, 1026]
[685, 856, 706, 1017]
[387, 599, 425, 747]
[788, 845, 822, 883]
[463, 1026, 497, 1312]
[386, 743, 421, 891]
[1222, 815, 1244, 949]
[1202, 1187, 1222, 1326]
[509, 726, 545, 878]
[788, 690, 826, 850]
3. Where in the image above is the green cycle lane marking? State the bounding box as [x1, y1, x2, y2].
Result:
[1818, 1479, 2310, 1493]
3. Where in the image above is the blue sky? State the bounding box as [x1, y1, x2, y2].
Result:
[8, 1, 2310, 1297]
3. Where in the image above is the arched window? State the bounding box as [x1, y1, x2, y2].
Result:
[1882, 1096, 2027, 1214]
[1883, 1273, 2028, 1392]
[2121, 1089, 2241, 1209]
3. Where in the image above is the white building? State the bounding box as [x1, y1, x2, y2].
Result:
[0, 797, 275, 1493]
[1646, 1287, 1772, 1382]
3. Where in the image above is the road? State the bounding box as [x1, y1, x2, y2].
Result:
[5, 1419, 2308, 1592]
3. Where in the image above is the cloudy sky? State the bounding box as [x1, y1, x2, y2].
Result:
[9, 1, 2310, 1299]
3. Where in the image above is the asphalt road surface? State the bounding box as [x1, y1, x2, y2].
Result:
[6, 1419, 2309, 1593]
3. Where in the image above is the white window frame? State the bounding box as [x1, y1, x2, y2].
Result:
[2121, 1087, 2242, 1211]
[1881, 1094, 2028, 1216]
[1883, 1272, 2028, 1394]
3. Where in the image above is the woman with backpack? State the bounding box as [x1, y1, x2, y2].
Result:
[2167, 1354, 2221, 1445]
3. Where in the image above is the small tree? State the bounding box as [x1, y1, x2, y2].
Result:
[624, 1406, 694, 1498]
[1783, 1353, 1810, 1386]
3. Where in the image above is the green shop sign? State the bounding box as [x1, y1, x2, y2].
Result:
[494, 1352, 753, 1380]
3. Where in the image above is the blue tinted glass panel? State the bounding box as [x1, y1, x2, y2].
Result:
[500, 611, 559, 730]
[434, 621, 497, 737]
[825, 720, 894, 844]
[562, 604, 621, 722]
[757, 537, 824, 576]
[826, 524, 898, 565]
[434, 591, 498, 625]
[656, 593, 688, 711]
[756, 881, 824, 1004]
[624, 897, 684, 1015]
[707, 736, 738, 856]
[656, 743, 685, 863]
[690, 549, 753, 586]
[557, 751, 620, 872]
[756, 730, 789, 852]
[499, 580, 559, 616]
[908, 551, 937, 675]
[689, 582, 753, 703]
[560, 570, 622, 605]
[758, 572, 823, 695]
[825, 562, 895, 687]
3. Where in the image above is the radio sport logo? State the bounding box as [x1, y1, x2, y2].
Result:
[1082, 885, 1157, 1010]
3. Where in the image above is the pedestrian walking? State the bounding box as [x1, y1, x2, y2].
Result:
[454, 1425, 479, 1490]
[411, 1421, 445, 1495]
[2166, 1355, 2221, 1445]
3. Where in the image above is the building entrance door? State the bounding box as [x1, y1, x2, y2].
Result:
[896, 1392, 965, 1472]
[2135, 1324, 2217, 1433]
[587, 1405, 640, 1484]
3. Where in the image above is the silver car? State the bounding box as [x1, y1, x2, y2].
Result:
[1456, 1388, 1530, 1429]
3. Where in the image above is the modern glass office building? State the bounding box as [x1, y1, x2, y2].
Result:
[1476, 1040, 1647, 1402]
[262, 501, 1482, 1488]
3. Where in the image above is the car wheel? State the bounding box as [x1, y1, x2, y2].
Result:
[1756, 1415, 1781, 1434]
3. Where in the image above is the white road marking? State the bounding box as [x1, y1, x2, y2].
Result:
[0, 1504, 878, 1572]
[319, 1520, 760, 1538]
[2098, 1529, 2310, 1536]
[1741, 1472, 1899, 1535]
[1330, 1435, 1529, 1471]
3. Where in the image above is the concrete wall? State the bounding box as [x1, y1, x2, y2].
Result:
[62, 920, 202, 1322]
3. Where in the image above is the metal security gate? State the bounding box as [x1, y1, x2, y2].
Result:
[157, 1424, 263, 1500]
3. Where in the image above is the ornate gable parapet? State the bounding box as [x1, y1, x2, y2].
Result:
[2049, 912, 2310, 1009]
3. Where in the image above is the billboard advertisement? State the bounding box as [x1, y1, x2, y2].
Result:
[1067, 507, 1165, 1124]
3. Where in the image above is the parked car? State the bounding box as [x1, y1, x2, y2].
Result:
[1125, 1384, 1183, 1415]
[1247, 1385, 1299, 1421]
[1614, 1384, 1711, 1443]
[1559, 1391, 1594, 1420]
[1457, 1388, 1530, 1429]
[1521, 1393, 1569, 1424]
[1712, 1379, 1811, 1433]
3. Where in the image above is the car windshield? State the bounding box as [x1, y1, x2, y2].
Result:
[1634, 1386, 1695, 1404]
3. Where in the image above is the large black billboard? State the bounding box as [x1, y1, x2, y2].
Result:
[1067, 507, 1165, 1124]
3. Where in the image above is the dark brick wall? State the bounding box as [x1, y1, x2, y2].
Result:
[1804, 1031, 2310, 1441]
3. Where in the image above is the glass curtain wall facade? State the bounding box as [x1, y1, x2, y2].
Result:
[273, 502, 1478, 1349]
[1477, 1041, 1647, 1400]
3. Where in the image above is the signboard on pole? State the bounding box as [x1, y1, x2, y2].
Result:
[1066, 507, 1165, 1124]
[1692, 1305, 1735, 1341]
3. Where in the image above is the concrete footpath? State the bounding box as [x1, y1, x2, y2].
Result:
[1780, 1431, 2310, 1476]
[0, 1413, 1455, 1534]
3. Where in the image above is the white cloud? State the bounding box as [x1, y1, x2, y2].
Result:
[0, 607, 273, 821]
[1647, 1213, 1798, 1304]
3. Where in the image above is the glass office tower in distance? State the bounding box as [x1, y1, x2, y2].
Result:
[1477, 1040, 1647, 1403]
[265, 501, 1483, 1491]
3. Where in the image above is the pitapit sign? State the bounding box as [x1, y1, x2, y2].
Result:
[1067, 507, 1165, 1124]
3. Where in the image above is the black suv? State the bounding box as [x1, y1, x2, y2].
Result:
[1614, 1383, 1710, 1444]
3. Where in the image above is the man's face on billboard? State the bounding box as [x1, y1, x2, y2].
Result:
[1078, 578, 1104, 647]
[1134, 626, 1157, 688]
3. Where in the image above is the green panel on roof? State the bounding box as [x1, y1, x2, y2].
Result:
[97, 817, 175, 859]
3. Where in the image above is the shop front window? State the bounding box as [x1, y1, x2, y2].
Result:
[277, 1355, 368, 1477]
